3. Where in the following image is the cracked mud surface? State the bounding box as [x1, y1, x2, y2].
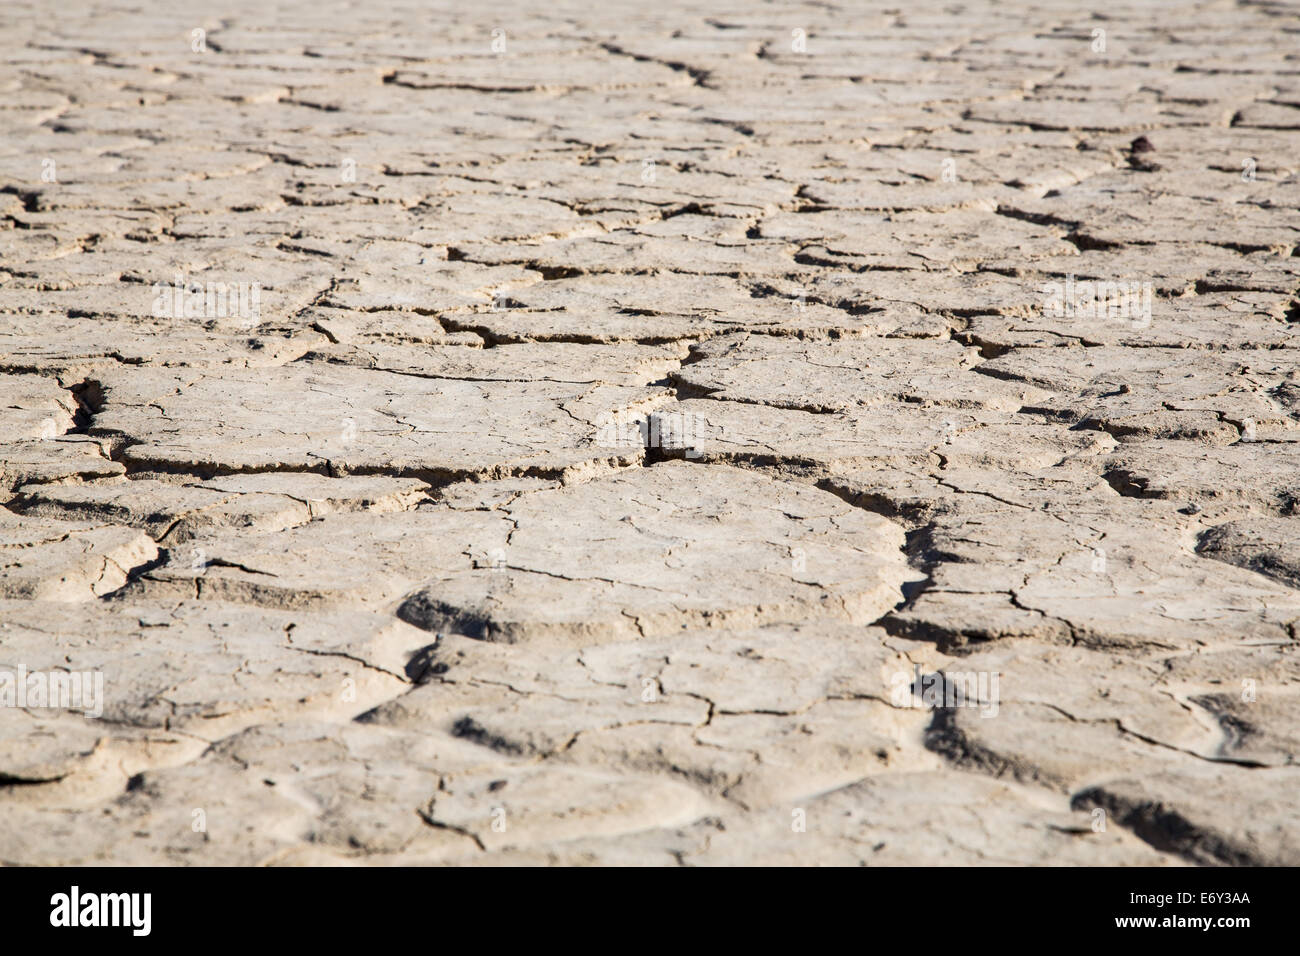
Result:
[1, 0, 1298, 866]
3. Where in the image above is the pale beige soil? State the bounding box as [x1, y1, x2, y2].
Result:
[1, 0, 1298, 865]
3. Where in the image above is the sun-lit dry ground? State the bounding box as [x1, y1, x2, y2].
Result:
[1, 0, 1298, 865]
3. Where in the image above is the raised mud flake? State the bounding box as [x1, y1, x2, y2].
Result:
[647, 398, 955, 473]
[302, 340, 688, 387]
[914, 643, 1257, 792]
[315, 260, 541, 314]
[0, 720, 505, 865]
[1105, 441, 1300, 515]
[388, 53, 695, 93]
[0, 279, 316, 329]
[764, 207, 1077, 271]
[959, 296, 1300, 352]
[673, 332, 1053, 412]
[12, 473, 430, 543]
[1005, 189, 1300, 249]
[649, 398, 1113, 477]
[823, 460, 1119, 532]
[799, 268, 1050, 318]
[1198, 517, 1300, 590]
[193, 472, 430, 514]
[367, 623, 925, 809]
[1156, 643, 1300, 770]
[1073, 767, 1300, 866]
[133, 507, 507, 610]
[0, 315, 330, 376]
[679, 697, 924, 809]
[0, 709, 137, 789]
[303, 308, 484, 348]
[682, 771, 1180, 867]
[794, 178, 1021, 214]
[1181, 691, 1300, 769]
[0, 598, 429, 726]
[397, 461, 921, 645]
[0, 511, 158, 601]
[0, 598, 431, 805]
[89, 363, 661, 480]
[445, 305, 930, 346]
[0, 438, 125, 493]
[886, 495, 1300, 652]
[13, 480, 249, 541]
[363, 633, 710, 759]
[421, 764, 714, 854]
[980, 346, 1295, 443]
[453, 232, 798, 279]
[0, 372, 78, 438]
[465, 272, 937, 342]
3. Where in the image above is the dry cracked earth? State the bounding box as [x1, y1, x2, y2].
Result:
[1, 0, 1299, 867]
